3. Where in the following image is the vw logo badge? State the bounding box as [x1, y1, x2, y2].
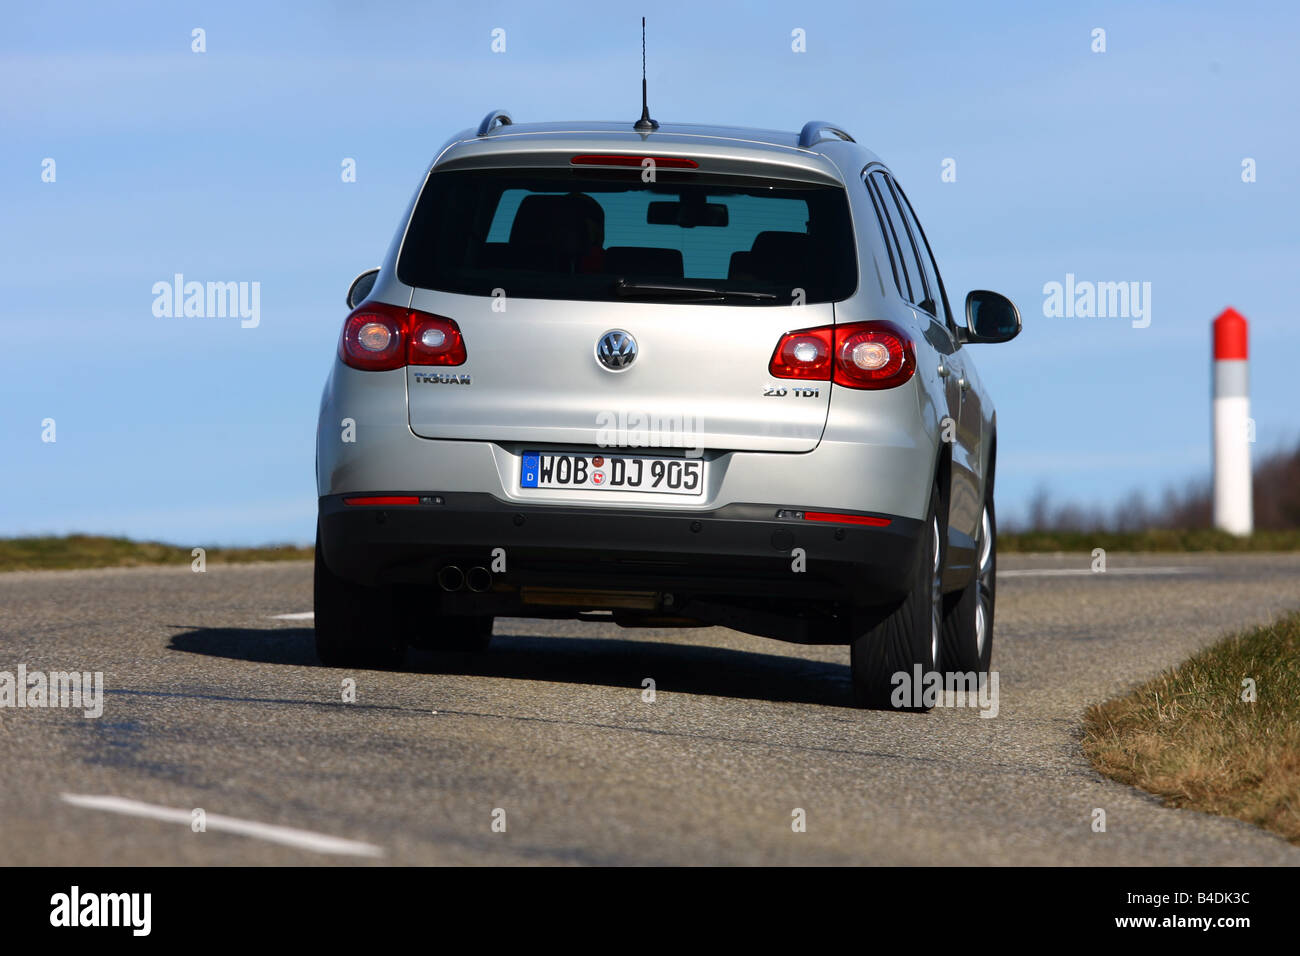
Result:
[596, 329, 637, 372]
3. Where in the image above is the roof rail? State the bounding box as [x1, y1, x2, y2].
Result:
[797, 120, 855, 149]
[476, 110, 513, 137]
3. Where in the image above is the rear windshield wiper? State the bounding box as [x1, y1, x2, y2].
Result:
[611, 278, 778, 301]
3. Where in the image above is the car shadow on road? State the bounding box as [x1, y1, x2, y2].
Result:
[166, 626, 856, 707]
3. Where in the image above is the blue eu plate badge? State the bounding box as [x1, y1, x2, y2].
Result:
[521, 453, 540, 488]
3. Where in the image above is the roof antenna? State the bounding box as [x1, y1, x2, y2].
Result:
[633, 17, 659, 131]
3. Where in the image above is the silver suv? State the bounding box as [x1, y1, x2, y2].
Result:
[315, 112, 1021, 709]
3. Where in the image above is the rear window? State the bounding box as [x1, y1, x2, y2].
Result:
[397, 167, 857, 305]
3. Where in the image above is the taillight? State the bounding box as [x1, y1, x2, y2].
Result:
[833, 322, 915, 389]
[339, 303, 466, 371]
[408, 314, 466, 366]
[768, 321, 915, 390]
[340, 305, 405, 370]
[769, 327, 833, 380]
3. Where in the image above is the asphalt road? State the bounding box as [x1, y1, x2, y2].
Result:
[2, 553, 1298, 865]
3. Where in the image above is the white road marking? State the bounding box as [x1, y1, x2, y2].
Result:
[60, 794, 384, 858]
[999, 567, 1195, 578]
[271, 611, 314, 620]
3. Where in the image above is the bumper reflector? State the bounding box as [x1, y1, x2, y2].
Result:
[343, 495, 421, 507]
[798, 510, 892, 527]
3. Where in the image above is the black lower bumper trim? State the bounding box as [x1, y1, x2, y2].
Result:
[319, 492, 922, 611]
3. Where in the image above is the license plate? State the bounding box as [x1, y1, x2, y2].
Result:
[520, 452, 705, 496]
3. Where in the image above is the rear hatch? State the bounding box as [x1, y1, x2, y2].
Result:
[398, 155, 858, 453]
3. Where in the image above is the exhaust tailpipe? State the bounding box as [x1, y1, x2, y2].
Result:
[465, 566, 493, 593]
[437, 565, 465, 592]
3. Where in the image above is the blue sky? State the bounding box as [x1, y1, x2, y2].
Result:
[2, 1, 1297, 545]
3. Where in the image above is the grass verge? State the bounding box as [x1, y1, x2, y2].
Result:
[1002, 528, 1300, 553]
[0, 535, 312, 572]
[1082, 612, 1300, 844]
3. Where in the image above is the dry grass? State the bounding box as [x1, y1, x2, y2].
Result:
[0, 534, 311, 572]
[1002, 528, 1300, 553]
[1082, 613, 1300, 843]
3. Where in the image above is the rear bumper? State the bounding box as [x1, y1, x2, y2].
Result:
[319, 492, 922, 618]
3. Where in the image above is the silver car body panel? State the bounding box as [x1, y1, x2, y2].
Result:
[318, 120, 995, 570]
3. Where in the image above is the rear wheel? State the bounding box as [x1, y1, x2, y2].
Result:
[849, 487, 943, 710]
[313, 531, 405, 669]
[940, 495, 995, 679]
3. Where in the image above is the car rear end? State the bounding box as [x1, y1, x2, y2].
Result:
[316, 124, 939, 644]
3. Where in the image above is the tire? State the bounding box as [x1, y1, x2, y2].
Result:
[313, 529, 405, 669]
[849, 487, 943, 710]
[939, 495, 995, 680]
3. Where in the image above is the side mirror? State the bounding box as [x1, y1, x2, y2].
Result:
[346, 268, 380, 309]
[962, 290, 1021, 343]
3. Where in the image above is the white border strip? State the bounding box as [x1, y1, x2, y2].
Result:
[61, 793, 384, 858]
[999, 567, 1194, 578]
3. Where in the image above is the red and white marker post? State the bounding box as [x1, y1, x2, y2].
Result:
[1212, 307, 1252, 536]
